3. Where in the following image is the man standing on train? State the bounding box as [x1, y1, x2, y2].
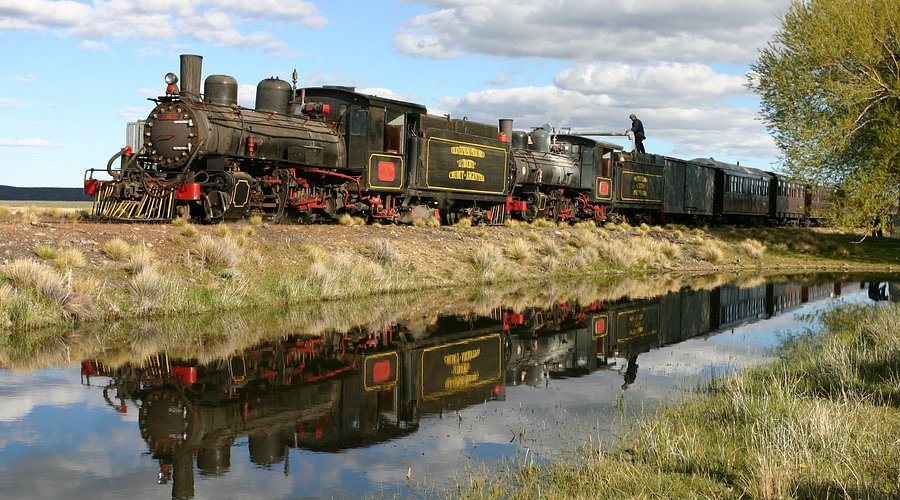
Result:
[629, 114, 646, 154]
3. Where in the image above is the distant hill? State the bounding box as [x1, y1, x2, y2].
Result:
[0, 185, 91, 202]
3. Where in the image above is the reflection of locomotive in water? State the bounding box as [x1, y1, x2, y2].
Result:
[80, 278, 851, 497]
[82, 315, 506, 498]
[502, 279, 849, 389]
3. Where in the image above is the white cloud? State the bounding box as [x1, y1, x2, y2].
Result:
[0, 98, 25, 108]
[80, 39, 108, 52]
[0, 138, 64, 147]
[14, 73, 37, 83]
[0, 0, 326, 50]
[395, 0, 789, 64]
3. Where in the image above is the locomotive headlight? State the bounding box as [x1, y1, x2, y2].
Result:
[165, 73, 178, 85]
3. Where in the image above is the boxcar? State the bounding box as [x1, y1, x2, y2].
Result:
[663, 156, 715, 222]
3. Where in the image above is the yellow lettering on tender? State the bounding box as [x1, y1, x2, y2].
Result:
[457, 158, 476, 169]
[450, 146, 486, 158]
[451, 363, 470, 375]
[444, 372, 481, 391]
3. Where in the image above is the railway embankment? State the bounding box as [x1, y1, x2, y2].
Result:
[0, 208, 898, 334]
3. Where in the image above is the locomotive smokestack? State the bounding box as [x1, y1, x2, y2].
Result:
[180, 54, 203, 102]
[499, 119, 513, 142]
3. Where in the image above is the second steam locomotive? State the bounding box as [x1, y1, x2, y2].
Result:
[85, 54, 831, 226]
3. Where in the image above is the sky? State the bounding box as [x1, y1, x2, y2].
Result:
[0, 0, 792, 188]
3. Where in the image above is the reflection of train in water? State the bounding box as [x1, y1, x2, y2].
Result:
[81, 277, 859, 497]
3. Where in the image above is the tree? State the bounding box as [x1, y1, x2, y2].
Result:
[750, 0, 899, 230]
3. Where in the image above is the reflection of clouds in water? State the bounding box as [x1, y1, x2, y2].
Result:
[0, 374, 86, 423]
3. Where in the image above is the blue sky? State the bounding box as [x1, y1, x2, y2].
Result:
[0, 0, 791, 187]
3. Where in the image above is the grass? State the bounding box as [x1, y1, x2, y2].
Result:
[454, 302, 900, 499]
[0, 218, 897, 333]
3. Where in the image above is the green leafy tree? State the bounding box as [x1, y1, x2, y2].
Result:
[750, 0, 899, 230]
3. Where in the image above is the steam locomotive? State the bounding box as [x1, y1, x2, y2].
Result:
[84, 54, 831, 226]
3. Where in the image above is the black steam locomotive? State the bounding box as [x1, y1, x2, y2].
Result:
[84, 54, 831, 226]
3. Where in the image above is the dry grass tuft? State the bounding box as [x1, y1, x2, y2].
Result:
[737, 238, 767, 259]
[32, 244, 58, 261]
[530, 218, 558, 228]
[413, 216, 441, 227]
[102, 238, 132, 261]
[194, 235, 241, 270]
[537, 237, 561, 257]
[453, 217, 473, 228]
[571, 247, 600, 268]
[125, 245, 155, 274]
[179, 223, 198, 237]
[505, 238, 534, 262]
[32, 244, 85, 269]
[365, 238, 398, 265]
[469, 244, 504, 281]
[128, 267, 169, 310]
[695, 240, 724, 263]
[338, 213, 366, 226]
[1, 258, 94, 319]
[54, 248, 86, 269]
[213, 223, 231, 237]
[248, 214, 264, 226]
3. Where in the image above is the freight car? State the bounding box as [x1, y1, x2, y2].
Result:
[84, 54, 832, 227]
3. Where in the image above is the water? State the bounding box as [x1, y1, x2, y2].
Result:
[0, 275, 897, 499]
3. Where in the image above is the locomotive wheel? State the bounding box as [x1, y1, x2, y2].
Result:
[523, 193, 540, 222]
[175, 204, 190, 221]
[544, 203, 560, 222]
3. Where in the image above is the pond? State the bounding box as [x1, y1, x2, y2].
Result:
[0, 274, 897, 499]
